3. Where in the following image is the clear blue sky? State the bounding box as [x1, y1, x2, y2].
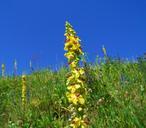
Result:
[0, 0, 146, 74]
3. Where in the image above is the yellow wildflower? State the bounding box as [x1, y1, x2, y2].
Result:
[66, 73, 84, 86]
[64, 41, 73, 51]
[76, 79, 84, 86]
[67, 84, 81, 93]
[72, 68, 85, 79]
[64, 21, 88, 127]
[66, 92, 78, 105]
[70, 117, 82, 128]
[69, 60, 79, 69]
[22, 75, 26, 108]
[64, 52, 75, 60]
[78, 95, 85, 105]
[66, 92, 85, 105]
[70, 117, 87, 128]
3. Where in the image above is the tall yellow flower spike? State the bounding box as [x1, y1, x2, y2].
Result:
[22, 75, 27, 108]
[64, 21, 88, 128]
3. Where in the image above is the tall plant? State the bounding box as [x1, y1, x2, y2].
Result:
[64, 22, 88, 128]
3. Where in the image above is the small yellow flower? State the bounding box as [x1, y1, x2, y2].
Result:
[64, 52, 75, 60]
[70, 43, 81, 51]
[70, 117, 87, 128]
[72, 68, 85, 79]
[79, 68, 85, 75]
[69, 60, 78, 69]
[78, 95, 85, 105]
[66, 92, 78, 105]
[72, 69, 80, 79]
[70, 117, 82, 128]
[66, 92, 85, 105]
[66, 73, 84, 86]
[64, 41, 73, 51]
[76, 79, 84, 86]
[66, 75, 75, 85]
[67, 84, 81, 93]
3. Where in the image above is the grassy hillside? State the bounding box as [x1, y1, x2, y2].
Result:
[0, 58, 146, 128]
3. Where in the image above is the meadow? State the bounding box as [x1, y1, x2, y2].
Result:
[0, 56, 146, 128]
[0, 22, 146, 128]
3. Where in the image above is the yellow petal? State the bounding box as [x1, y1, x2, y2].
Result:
[78, 96, 85, 105]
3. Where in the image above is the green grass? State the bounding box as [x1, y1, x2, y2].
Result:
[0, 58, 146, 128]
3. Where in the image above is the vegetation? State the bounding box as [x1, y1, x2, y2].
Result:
[0, 22, 146, 127]
[0, 57, 145, 127]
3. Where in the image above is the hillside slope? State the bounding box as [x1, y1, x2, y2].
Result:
[0, 60, 146, 128]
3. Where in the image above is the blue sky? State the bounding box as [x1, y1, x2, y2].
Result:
[0, 0, 146, 74]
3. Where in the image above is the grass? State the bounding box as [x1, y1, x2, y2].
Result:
[0, 57, 146, 128]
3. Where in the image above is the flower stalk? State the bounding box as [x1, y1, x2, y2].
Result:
[14, 60, 17, 77]
[102, 45, 107, 57]
[64, 21, 88, 128]
[22, 75, 27, 108]
[1, 64, 5, 78]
